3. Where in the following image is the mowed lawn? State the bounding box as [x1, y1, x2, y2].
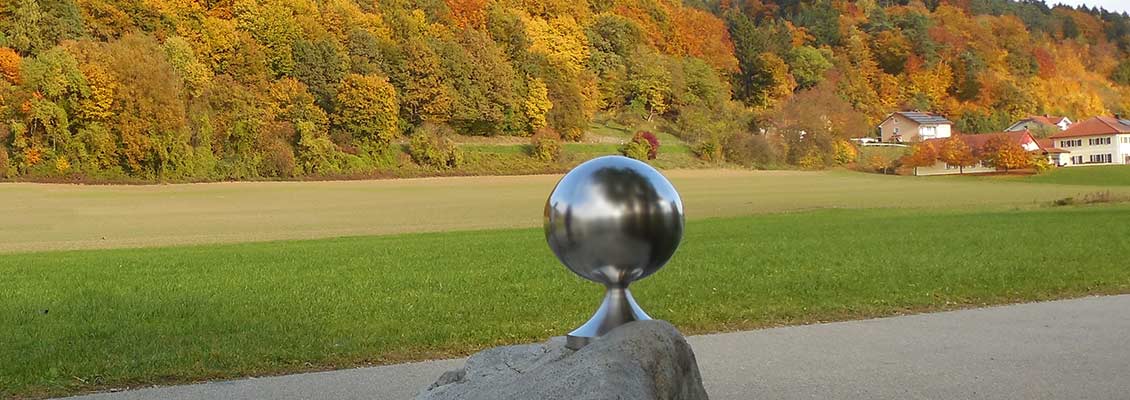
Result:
[3, 169, 1129, 253]
[3, 205, 1130, 398]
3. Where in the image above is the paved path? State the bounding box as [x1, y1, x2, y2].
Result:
[64, 295, 1130, 400]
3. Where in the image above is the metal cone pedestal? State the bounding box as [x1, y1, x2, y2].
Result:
[565, 286, 652, 349]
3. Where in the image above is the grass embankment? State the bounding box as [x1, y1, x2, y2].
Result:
[858, 145, 908, 165]
[3, 170, 1126, 253]
[455, 118, 698, 171]
[3, 205, 1130, 398]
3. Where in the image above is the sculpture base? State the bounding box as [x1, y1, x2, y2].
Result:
[566, 286, 651, 349]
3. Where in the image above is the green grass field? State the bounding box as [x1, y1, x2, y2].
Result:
[3, 205, 1129, 398]
[3, 170, 1127, 253]
[1018, 165, 1130, 186]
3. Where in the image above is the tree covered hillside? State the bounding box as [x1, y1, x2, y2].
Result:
[1, 0, 1129, 180]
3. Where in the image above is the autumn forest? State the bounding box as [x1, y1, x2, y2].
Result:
[1, 0, 1130, 180]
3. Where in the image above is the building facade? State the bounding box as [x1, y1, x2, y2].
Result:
[878, 112, 953, 143]
[1049, 116, 1130, 166]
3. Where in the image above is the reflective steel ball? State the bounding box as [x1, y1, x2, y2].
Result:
[544, 156, 685, 349]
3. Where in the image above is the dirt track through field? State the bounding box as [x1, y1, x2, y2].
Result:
[1, 169, 1122, 253]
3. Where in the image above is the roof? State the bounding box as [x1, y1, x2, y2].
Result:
[922, 131, 1035, 152]
[1031, 115, 1067, 125]
[891, 111, 952, 125]
[1050, 116, 1130, 138]
[1012, 115, 1068, 129]
[1035, 138, 1069, 154]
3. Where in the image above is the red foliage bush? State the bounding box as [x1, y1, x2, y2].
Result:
[633, 131, 660, 160]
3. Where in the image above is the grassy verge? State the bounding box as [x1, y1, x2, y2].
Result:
[3, 205, 1130, 398]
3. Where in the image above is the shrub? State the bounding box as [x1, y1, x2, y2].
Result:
[295, 121, 341, 175]
[635, 131, 660, 159]
[868, 154, 891, 174]
[260, 139, 297, 177]
[1031, 155, 1053, 174]
[409, 124, 463, 169]
[796, 150, 824, 169]
[0, 146, 9, 178]
[54, 157, 71, 174]
[621, 139, 651, 161]
[833, 140, 858, 165]
[620, 131, 659, 161]
[530, 128, 562, 162]
[693, 139, 724, 162]
[724, 134, 780, 168]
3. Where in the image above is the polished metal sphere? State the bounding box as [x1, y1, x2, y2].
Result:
[544, 156, 685, 287]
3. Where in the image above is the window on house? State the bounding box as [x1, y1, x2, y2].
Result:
[1071, 156, 1083, 164]
[1089, 154, 1113, 163]
[1088, 137, 1112, 145]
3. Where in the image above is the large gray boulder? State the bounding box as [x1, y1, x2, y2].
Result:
[416, 320, 709, 400]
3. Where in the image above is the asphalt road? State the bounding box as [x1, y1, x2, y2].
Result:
[64, 295, 1130, 400]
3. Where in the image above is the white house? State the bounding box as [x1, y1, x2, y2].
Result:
[1006, 115, 1072, 132]
[1035, 138, 1071, 166]
[877, 111, 953, 143]
[1049, 116, 1130, 166]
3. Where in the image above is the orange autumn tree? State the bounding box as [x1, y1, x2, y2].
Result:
[445, 0, 489, 29]
[937, 135, 977, 174]
[670, 8, 738, 72]
[0, 47, 20, 83]
[981, 136, 1030, 172]
[901, 141, 939, 175]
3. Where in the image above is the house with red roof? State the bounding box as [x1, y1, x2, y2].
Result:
[1034, 138, 1071, 166]
[1049, 116, 1130, 166]
[913, 131, 1043, 176]
[877, 111, 953, 143]
[1005, 115, 1073, 133]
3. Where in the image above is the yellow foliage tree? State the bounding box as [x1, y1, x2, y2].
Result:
[525, 15, 590, 76]
[332, 73, 399, 145]
[524, 76, 553, 131]
[78, 62, 117, 121]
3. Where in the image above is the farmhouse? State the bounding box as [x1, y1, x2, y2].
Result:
[1049, 116, 1130, 166]
[913, 131, 1040, 176]
[1005, 115, 1073, 132]
[878, 111, 953, 143]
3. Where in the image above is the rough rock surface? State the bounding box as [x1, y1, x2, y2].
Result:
[416, 320, 709, 400]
